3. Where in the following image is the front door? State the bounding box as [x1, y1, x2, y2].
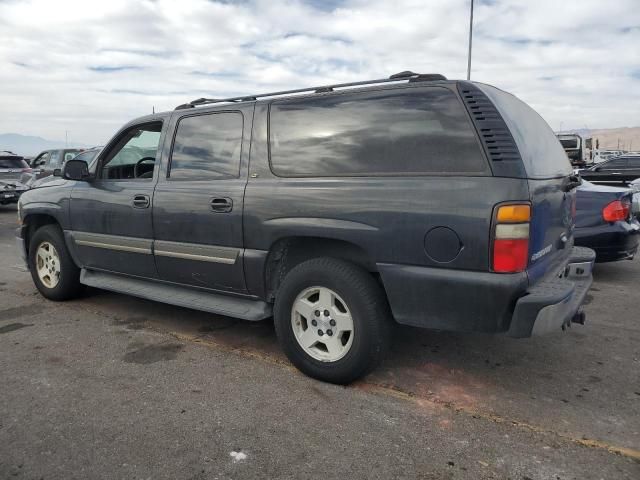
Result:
[31, 151, 51, 179]
[69, 120, 165, 278]
[152, 108, 250, 293]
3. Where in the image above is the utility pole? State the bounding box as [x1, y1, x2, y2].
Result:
[466, 0, 474, 80]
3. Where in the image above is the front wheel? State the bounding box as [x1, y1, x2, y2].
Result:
[274, 258, 391, 384]
[28, 224, 82, 301]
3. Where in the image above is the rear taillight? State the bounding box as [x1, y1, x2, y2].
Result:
[492, 204, 531, 273]
[602, 199, 630, 222]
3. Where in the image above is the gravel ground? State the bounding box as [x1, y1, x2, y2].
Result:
[0, 204, 638, 479]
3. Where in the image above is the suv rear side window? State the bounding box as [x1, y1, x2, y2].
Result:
[169, 112, 243, 181]
[269, 87, 487, 177]
[478, 84, 572, 179]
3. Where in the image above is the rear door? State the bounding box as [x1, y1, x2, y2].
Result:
[152, 106, 251, 293]
[477, 84, 575, 282]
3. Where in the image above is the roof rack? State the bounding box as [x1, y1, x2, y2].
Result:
[175, 71, 447, 110]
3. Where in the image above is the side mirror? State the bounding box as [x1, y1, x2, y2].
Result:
[62, 159, 90, 181]
[53, 168, 62, 177]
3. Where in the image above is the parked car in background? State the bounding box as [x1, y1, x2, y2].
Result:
[0, 151, 30, 205]
[579, 155, 640, 186]
[25, 147, 102, 189]
[17, 73, 595, 384]
[27, 148, 84, 182]
[592, 149, 624, 164]
[574, 180, 640, 262]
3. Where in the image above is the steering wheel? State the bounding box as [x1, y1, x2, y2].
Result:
[134, 157, 156, 178]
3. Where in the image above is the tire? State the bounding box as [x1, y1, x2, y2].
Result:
[28, 224, 82, 301]
[274, 257, 391, 384]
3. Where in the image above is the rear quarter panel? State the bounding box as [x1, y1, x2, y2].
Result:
[244, 104, 530, 284]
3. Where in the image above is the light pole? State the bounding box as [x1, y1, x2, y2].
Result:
[467, 0, 474, 80]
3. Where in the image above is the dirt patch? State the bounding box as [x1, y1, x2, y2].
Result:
[123, 342, 184, 364]
[0, 304, 44, 321]
[0, 323, 33, 334]
[112, 315, 148, 330]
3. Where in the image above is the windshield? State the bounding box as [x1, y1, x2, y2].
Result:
[559, 138, 579, 149]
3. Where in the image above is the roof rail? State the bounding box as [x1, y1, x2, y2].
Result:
[174, 71, 447, 110]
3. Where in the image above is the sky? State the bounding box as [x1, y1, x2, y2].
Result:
[0, 0, 639, 145]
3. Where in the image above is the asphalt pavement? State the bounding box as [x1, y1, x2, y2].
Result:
[0, 204, 638, 479]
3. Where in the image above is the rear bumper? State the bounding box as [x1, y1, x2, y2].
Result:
[379, 246, 595, 337]
[507, 246, 595, 338]
[574, 220, 640, 262]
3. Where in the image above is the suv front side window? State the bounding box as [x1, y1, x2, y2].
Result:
[100, 122, 162, 180]
[33, 151, 50, 168]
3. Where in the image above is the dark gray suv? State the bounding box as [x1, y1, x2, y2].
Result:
[16, 72, 595, 383]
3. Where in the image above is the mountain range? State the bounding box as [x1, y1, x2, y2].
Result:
[0, 133, 90, 157]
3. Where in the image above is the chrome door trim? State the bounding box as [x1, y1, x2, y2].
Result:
[67, 232, 240, 264]
[68, 231, 152, 254]
[154, 240, 238, 265]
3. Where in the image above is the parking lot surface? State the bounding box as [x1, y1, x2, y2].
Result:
[0, 204, 638, 479]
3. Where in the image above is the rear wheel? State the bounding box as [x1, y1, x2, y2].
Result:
[29, 224, 82, 301]
[274, 257, 391, 384]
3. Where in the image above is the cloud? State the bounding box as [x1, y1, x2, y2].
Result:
[0, 0, 638, 145]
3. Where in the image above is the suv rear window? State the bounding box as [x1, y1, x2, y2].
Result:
[269, 87, 487, 177]
[0, 158, 27, 169]
[478, 84, 572, 179]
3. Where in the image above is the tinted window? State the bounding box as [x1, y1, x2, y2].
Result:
[624, 157, 640, 168]
[169, 112, 243, 181]
[0, 158, 27, 168]
[601, 158, 627, 170]
[269, 87, 486, 177]
[478, 84, 572, 179]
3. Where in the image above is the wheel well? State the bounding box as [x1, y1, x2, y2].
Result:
[264, 237, 378, 301]
[23, 214, 59, 255]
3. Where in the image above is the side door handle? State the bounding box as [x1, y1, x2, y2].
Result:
[132, 194, 150, 209]
[210, 197, 233, 213]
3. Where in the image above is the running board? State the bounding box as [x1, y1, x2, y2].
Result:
[80, 269, 272, 321]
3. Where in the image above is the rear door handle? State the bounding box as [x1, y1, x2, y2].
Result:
[210, 197, 233, 213]
[132, 194, 150, 209]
